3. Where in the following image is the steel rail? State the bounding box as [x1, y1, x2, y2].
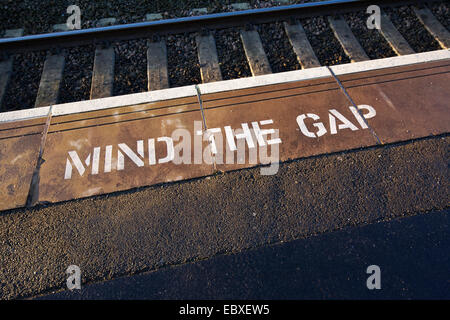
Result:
[0, 0, 427, 54]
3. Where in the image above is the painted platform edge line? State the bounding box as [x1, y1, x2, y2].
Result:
[329, 49, 450, 75]
[0, 49, 449, 124]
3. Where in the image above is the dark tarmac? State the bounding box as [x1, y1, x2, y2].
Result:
[0, 134, 449, 300]
[39, 208, 450, 300]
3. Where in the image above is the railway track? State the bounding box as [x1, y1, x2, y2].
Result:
[0, 0, 448, 112]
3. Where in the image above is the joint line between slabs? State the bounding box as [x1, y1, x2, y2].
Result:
[195, 84, 217, 171]
[25, 105, 53, 207]
[327, 66, 383, 145]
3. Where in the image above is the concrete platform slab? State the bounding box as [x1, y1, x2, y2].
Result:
[0, 118, 46, 210]
[201, 76, 378, 172]
[36, 97, 213, 204]
[335, 59, 450, 143]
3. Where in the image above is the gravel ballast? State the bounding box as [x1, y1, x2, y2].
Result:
[59, 45, 94, 104]
[166, 34, 202, 88]
[1, 51, 46, 111]
[258, 22, 301, 73]
[344, 11, 396, 60]
[113, 40, 147, 96]
[215, 28, 252, 80]
[300, 16, 351, 66]
[429, 2, 449, 31]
